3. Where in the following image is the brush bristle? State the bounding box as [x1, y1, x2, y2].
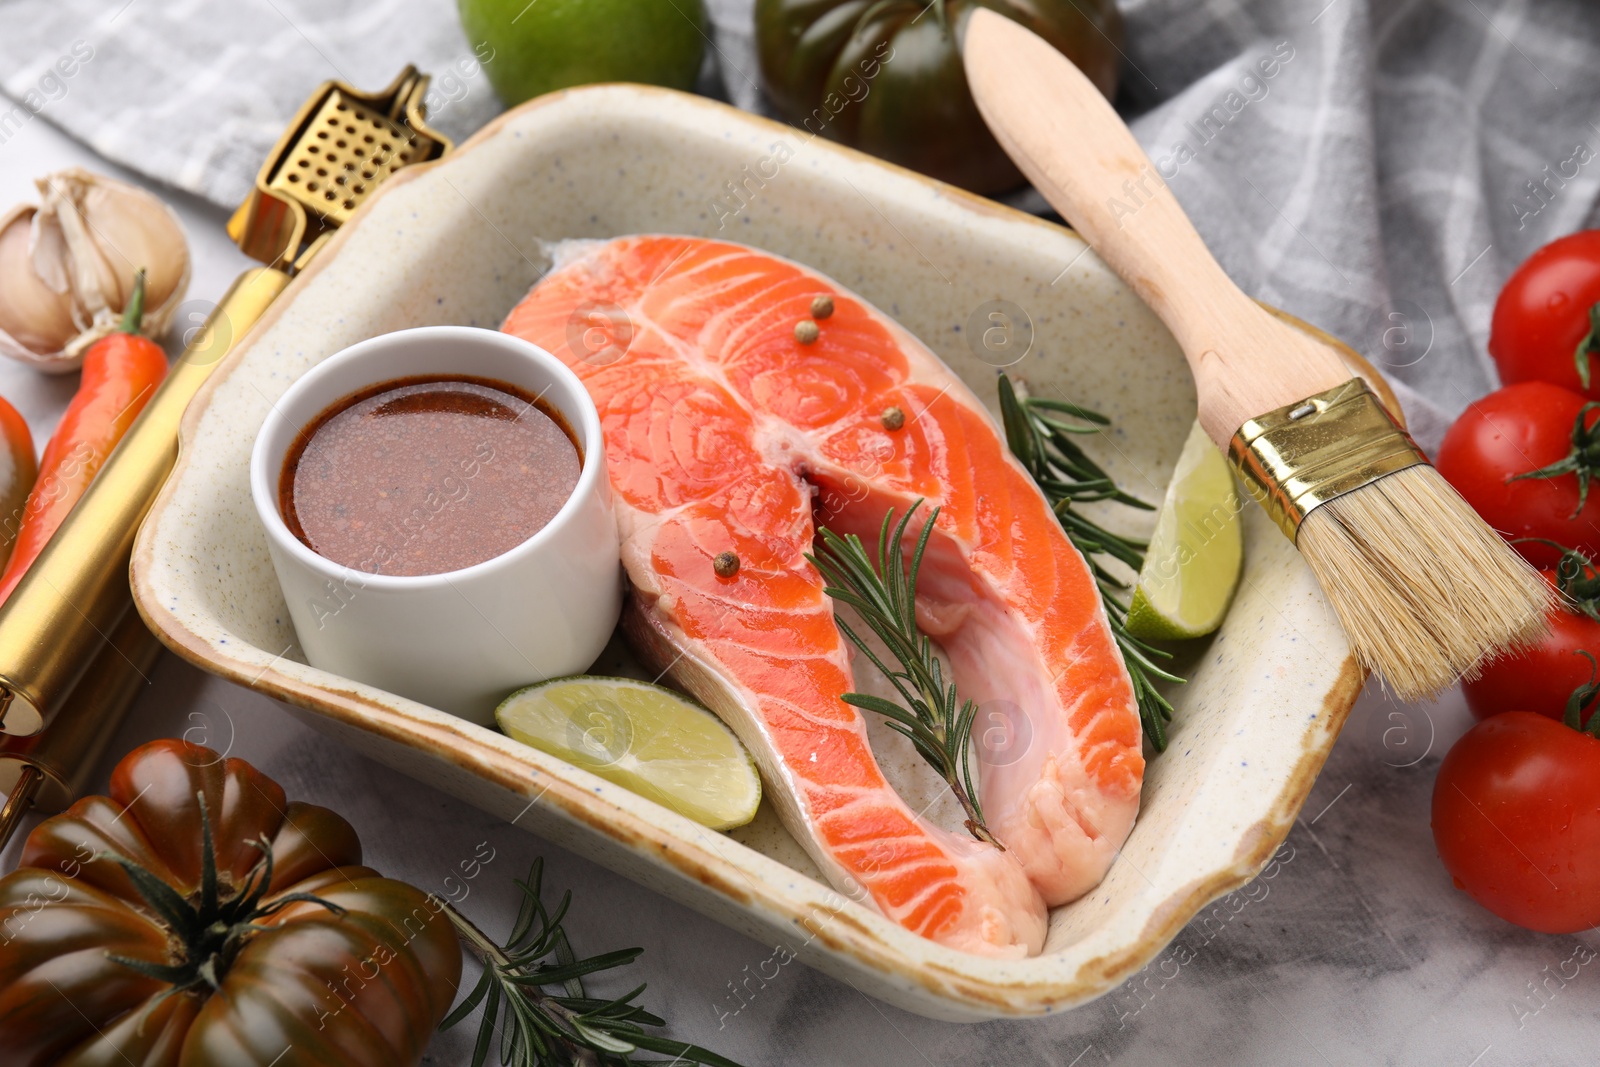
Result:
[1295, 464, 1553, 702]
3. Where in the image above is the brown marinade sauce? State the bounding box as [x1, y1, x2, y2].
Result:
[280, 375, 582, 576]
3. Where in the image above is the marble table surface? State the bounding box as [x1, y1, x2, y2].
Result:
[0, 114, 1592, 1067]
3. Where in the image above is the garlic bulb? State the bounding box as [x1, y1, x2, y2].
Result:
[0, 168, 191, 373]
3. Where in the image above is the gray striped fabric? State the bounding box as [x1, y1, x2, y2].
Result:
[5, 1, 1596, 445]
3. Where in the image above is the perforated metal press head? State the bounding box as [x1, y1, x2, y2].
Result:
[229, 66, 450, 272]
[271, 88, 425, 225]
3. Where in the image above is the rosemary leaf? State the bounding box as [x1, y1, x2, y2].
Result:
[441, 969, 493, 1030]
[629, 1034, 748, 1067]
[504, 948, 642, 987]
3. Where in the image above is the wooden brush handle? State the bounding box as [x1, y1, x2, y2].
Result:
[962, 8, 1352, 448]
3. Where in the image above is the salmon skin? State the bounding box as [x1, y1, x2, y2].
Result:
[503, 236, 1143, 957]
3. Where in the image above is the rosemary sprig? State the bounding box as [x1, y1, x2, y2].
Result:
[441, 859, 743, 1067]
[808, 503, 998, 847]
[998, 374, 1185, 752]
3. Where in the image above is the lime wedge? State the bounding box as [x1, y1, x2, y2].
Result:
[1124, 420, 1244, 641]
[496, 676, 761, 830]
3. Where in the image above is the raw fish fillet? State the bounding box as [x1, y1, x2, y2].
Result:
[503, 236, 1142, 956]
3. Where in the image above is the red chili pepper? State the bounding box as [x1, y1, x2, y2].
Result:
[0, 270, 166, 604]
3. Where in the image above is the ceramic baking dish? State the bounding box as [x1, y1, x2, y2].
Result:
[130, 85, 1371, 1021]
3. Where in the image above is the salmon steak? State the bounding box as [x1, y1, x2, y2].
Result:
[503, 236, 1143, 957]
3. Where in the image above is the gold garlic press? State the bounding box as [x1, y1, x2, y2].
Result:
[0, 67, 450, 846]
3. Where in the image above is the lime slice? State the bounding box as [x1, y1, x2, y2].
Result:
[1124, 420, 1244, 641]
[496, 676, 760, 831]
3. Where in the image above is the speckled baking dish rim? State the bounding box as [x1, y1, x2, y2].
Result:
[130, 85, 1385, 1021]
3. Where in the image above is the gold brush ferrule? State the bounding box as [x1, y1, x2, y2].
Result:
[1227, 377, 1428, 542]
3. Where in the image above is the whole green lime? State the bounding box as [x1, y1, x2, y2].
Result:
[459, 0, 709, 105]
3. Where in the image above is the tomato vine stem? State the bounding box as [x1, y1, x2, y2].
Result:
[104, 793, 344, 995]
[1510, 400, 1600, 515]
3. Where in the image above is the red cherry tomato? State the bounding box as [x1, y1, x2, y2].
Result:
[1432, 712, 1600, 933]
[1490, 230, 1600, 400]
[1465, 569, 1600, 725]
[1436, 382, 1600, 568]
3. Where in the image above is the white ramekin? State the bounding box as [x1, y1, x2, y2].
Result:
[250, 325, 621, 724]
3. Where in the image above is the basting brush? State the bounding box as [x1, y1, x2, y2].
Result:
[962, 8, 1549, 700]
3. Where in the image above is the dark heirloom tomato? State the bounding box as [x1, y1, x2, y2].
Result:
[0, 740, 461, 1066]
[756, 0, 1122, 194]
